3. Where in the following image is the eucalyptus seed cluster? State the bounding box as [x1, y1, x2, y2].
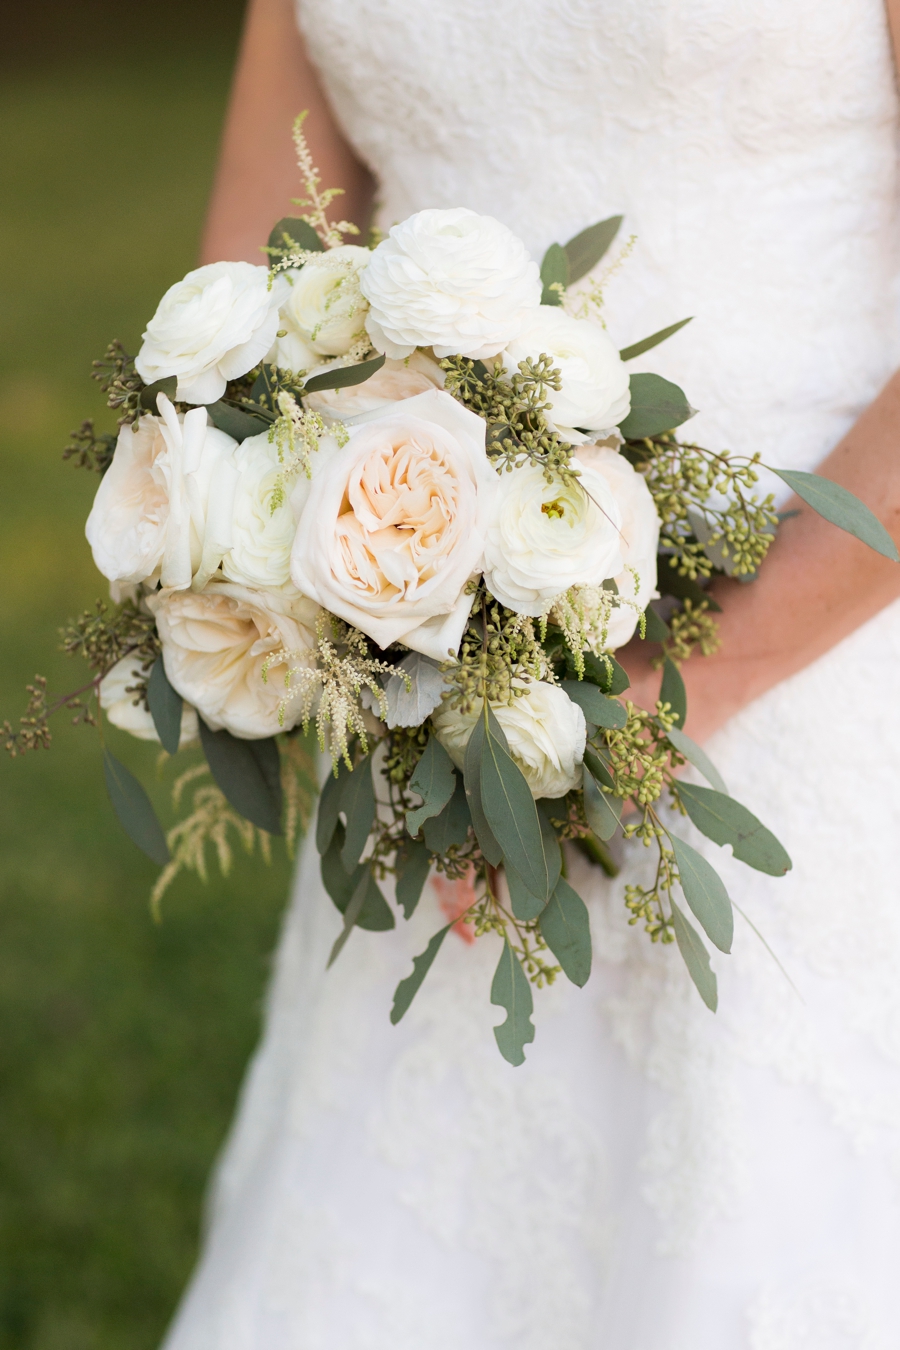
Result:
[656, 598, 721, 668]
[604, 700, 679, 811]
[441, 354, 578, 484]
[628, 433, 778, 579]
[91, 340, 145, 425]
[63, 419, 117, 475]
[442, 593, 547, 713]
[61, 600, 161, 680]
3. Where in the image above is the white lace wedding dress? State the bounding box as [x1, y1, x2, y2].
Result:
[163, 2, 900, 1346]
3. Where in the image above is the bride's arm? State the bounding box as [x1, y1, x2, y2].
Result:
[619, 372, 900, 741]
[621, 6, 900, 740]
[200, 0, 374, 264]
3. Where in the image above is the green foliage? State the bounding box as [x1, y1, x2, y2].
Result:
[669, 833, 733, 954]
[338, 753, 375, 870]
[619, 317, 693, 363]
[478, 704, 555, 903]
[539, 241, 569, 304]
[671, 901, 718, 1011]
[422, 773, 472, 853]
[197, 721, 283, 836]
[659, 656, 687, 726]
[303, 353, 385, 393]
[561, 678, 627, 729]
[147, 656, 182, 755]
[563, 216, 622, 282]
[405, 734, 456, 836]
[491, 938, 536, 1066]
[62, 417, 116, 473]
[539, 878, 592, 987]
[102, 747, 169, 867]
[582, 765, 622, 841]
[390, 924, 452, 1024]
[618, 372, 693, 439]
[665, 726, 728, 794]
[676, 783, 792, 876]
[770, 467, 900, 562]
[394, 839, 431, 920]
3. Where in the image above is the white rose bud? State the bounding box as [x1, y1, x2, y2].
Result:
[148, 582, 320, 740]
[85, 395, 239, 592]
[569, 445, 660, 648]
[360, 208, 541, 360]
[99, 656, 199, 745]
[136, 262, 288, 405]
[304, 353, 444, 423]
[432, 681, 586, 799]
[291, 389, 497, 661]
[268, 246, 370, 373]
[482, 460, 624, 616]
[220, 431, 298, 591]
[503, 307, 631, 441]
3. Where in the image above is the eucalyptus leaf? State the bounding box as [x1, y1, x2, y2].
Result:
[563, 216, 623, 283]
[669, 833, 733, 953]
[139, 376, 177, 412]
[304, 354, 385, 394]
[562, 679, 627, 729]
[316, 765, 345, 854]
[407, 734, 458, 837]
[321, 825, 395, 931]
[267, 216, 323, 257]
[770, 468, 900, 562]
[642, 605, 670, 643]
[618, 372, 693, 440]
[385, 653, 450, 729]
[505, 865, 546, 921]
[491, 938, 536, 1066]
[205, 401, 271, 442]
[580, 652, 631, 694]
[540, 242, 569, 305]
[422, 774, 472, 853]
[666, 727, 728, 794]
[198, 720, 283, 835]
[390, 924, 452, 1024]
[539, 877, 592, 987]
[659, 657, 686, 728]
[339, 754, 375, 871]
[583, 747, 615, 790]
[147, 656, 182, 756]
[619, 317, 692, 363]
[671, 901, 718, 1011]
[395, 839, 432, 919]
[407, 734, 456, 836]
[462, 714, 503, 865]
[102, 748, 169, 866]
[327, 870, 370, 969]
[480, 705, 551, 901]
[677, 783, 792, 877]
[536, 799, 563, 896]
[583, 768, 622, 842]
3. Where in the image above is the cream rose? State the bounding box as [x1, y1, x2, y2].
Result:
[432, 681, 586, 799]
[220, 431, 298, 591]
[569, 445, 660, 648]
[291, 389, 497, 660]
[503, 307, 631, 441]
[482, 460, 624, 616]
[135, 262, 288, 404]
[268, 246, 370, 372]
[148, 582, 320, 739]
[360, 208, 541, 360]
[99, 655, 199, 745]
[85, 394, 239, 591]
[304, 353, 444, 423]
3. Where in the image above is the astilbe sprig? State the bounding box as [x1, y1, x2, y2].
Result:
[290, 111, 360, 249]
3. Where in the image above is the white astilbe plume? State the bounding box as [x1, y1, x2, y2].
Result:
[291, 111, 360, 249]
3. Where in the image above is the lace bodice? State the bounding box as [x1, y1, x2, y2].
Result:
[162, 5, 900, 1347]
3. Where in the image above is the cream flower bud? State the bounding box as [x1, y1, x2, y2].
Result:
[432, 681, 586, 799]
[360, 208, 541, 360]
[268, 246, 370, 371]
[148, 582, 320, 740]
[136, 262, 288, 405]
[482, 461, 624, 616]
[503, 307, 631, 440]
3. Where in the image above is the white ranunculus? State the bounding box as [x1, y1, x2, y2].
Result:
[291, 389, 497, 660]
[220, 431, 297, 591]
[571, 445, 660, 647]
[148, 582, 320, 740]
[268, 246, 370, 372]
[135, 262, 288, 404]
[99, 656, 199, 745]
[503, 307, 631, 440]
[482, 460, 624, 616]
[304, 352, 444, 423]
[85, 395, 239, 591]
[360, 208, 541, 360]
[432, 681, 586, 799]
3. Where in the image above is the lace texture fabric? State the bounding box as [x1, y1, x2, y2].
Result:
[164, 2, 900, 1345]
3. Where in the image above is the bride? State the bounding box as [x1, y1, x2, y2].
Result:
[164, 0, 900, 1345]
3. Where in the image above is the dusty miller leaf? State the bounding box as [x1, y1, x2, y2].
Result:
[386, 653, 451, 729]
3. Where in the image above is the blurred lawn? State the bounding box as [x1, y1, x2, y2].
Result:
[0, 45, 300, 1350]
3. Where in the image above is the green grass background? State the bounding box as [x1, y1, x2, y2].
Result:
[0, 9, 304, 1347]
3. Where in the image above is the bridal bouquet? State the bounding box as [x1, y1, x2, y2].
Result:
[7, 116, 896, 1063]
